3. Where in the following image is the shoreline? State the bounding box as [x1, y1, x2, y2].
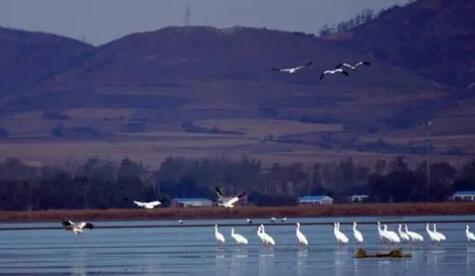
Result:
[0, 202, 475, 223]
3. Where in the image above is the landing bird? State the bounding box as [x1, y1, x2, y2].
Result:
[335, 61, 370, 71]
[215, 187, 246, 208]
[62, 220, 94, 235]
[231, 228, 248, 245]
[124, 197, 161, 209]
[334, 222, 349, 244]
[352, 222, 364, 244]
[319, 68, 349, 80]
[296, 222, 309, 246]
[398, 224, 411, 242]
[272, 61, 312, 74]
[404, 224, 424, 242]
[214, 225, 225, 244]
[466, 225, 475, 242]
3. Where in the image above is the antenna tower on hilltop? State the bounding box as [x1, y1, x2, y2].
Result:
[184, 5, 191, 26]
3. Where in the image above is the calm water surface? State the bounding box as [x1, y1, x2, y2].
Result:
[1, 215, 475, 275]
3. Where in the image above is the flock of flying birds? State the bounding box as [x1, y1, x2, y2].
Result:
[213, 221, 475, 246]
[271, 60, 371, 80]
[60, 187, 246, 235]
[57, 60, 371, 237]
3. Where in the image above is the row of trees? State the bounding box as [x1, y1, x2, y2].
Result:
[318, 3, 415, 36]
[0, 156, 474, 210]
[319, 8, 375, 35]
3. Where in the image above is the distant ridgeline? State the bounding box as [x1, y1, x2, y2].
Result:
[0, 0, 474, 209]
[0, 156, 474, 210]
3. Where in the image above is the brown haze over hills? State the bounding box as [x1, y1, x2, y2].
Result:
[0, 0, 474, 169]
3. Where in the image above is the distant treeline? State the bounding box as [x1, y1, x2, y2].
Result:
[0, 155, 474, 210]
[320, 8, 375, 35]
[318, 2, 417, 36]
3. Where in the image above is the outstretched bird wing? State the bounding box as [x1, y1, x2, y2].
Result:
[335, 63, 352, 69]
[225, 192, 247, 207]
[293, 61, 312, 70]
[236, 192, 247, 199]
[225, 197, 239, 207]
[62, 220, 74, 230]
[215, 186, 225, 199]
[123, 196, 132, 202]
[355, 61, 371, 67]
[148, 201, 162, 207]
[133, 201, 147, 207]
[273, 61, 312, 73]
[78, 222, 94, 230]
[320, 69, 348, 80]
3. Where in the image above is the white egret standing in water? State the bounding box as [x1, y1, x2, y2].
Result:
[404, 224, 424, 242]
[214, 225, 225, 244]
[260, 225, 275, 246]
[231, 228, 248, 245]
[352, 222, 363, 244]
[296, 223, 309, 246]
[433, 224, 446, 241]
[383, 225, 401, 243]
[466, 225, 475, 242]
[426, 223, 443, 243]
[398, 224, 411, 242]
[334, 223, 349, 244]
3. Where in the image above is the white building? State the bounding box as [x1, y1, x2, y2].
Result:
[298, 195, 333, 205]
[452, 191, 475, 202]
[348, 194, 370, 203]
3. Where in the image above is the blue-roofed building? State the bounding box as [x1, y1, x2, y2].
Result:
[452, 191, 475, 202]
[172, 197, 214, 207]
[298, 195, 333, 205]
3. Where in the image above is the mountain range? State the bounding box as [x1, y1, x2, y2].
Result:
[0, 0, 474, 168]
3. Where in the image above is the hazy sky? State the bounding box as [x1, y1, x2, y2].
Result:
[0, 0, 410, 45]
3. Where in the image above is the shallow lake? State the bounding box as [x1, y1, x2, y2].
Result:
[1, 215, 475, 275]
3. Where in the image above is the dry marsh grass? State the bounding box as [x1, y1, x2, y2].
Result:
[195, 119, 343, 138]
[1, 203, 474, 223]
